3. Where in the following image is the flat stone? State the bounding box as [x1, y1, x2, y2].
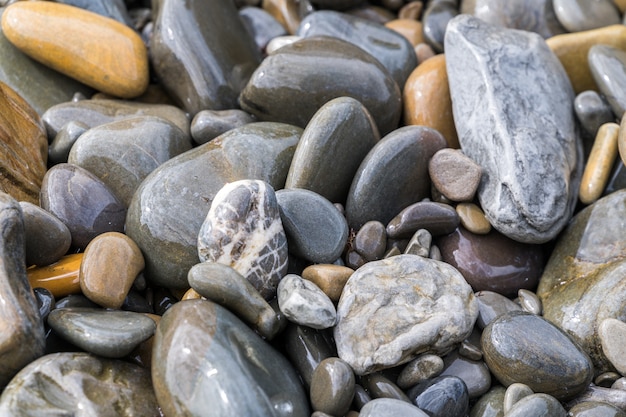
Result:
[422, 0, 458, 52]
[346, 126, 446, 230]
[301, 264, 353, 303]
[599, 318, 626, 376]
[360, 398, 429, 417]
[152, 299, 309, 416]
[445, 15, 580, 244]
[47, 307, 155, 358]
[429, 148, 482, 202]
[456, 203, 492, 234]
[334, 254, 478, 375]
[553, 0, 620, 32]
[589, 45, 626, 119]
[125, 122, 300, 289]
[239, 36, 401, 135]
[151, 0, 260, 114]
[0, 352, 159, 416]
[2, 2, 148, 98]
[407, 376, 469, 416]
[568, 401, 626, 417]
[469, 385, 505, 417]
[482, 311, 593, 401]
[310, 357, 355, 416]
[197, 179, 288, 299]
[190, 109, 255, 145]
[0, 81, 47, 204]
[504, 394, 566, 417]
[40, 163, 126, 250]
[386, 201, 459, 239]
[20, 201, 71, 267]
[353, 220, 387, 262]
[397, 354, 445, 389]
[27, 253, 82, 298]
[285, 96, 379, 204]
[278, 274, 336, 329]
[575, 90, 615, 138]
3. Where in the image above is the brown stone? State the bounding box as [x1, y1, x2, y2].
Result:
[580, 122, 619, 205]
[385, 19, 424, 47]
[27, 253, 82, 298]
[614, 0, 626, 13]
[429, 148, 482, 202]
[398, 1, 424, 20]
[262, 0, 300, 34]
[456, 203, 492, 235]
[302, 264, 353, 303]
[403, 54, 459, 148]
[415, 43, 436, 65]
[0, 82, 47, 205]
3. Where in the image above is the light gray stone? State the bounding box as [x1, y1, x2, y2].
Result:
[553, 0, 620, 32]
[599, 318, 626, 376]
[504, 393, 566, 417]
[397, 354, 445, 389]
[278, 274, 337, 330]
[445, 14, 581, 244]
[359, 398, 429, 417]
[589, 44, 626, 119]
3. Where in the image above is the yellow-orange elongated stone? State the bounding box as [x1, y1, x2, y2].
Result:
[580, 122, 619, 205]
[27, 253, 83, 298]
[1, 2, 149, 99]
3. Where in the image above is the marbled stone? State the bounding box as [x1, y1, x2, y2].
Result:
[346, 126, 446, 230]
[445, 14, 580, 244]
[20, 201, 71, 267]
[48, 120, 88, 165]
[297, 10, 417, 88]
[482, 311, 593, 401]
[55, 0, 131, 25]
[553, 0, 620, 32]
[360, 372, 410, 402]
[353, 220, 387, 262]
[575, 90, 616, 138]
[310, 357, 355, 416]
[27, 253, 82, 298]
[278, 274, 336, 329]
[301, 264, 353, 302]
[360, 398, 429, 417]
[190, 109, 255, 145]
[150, 0, 260, 114]
[197, 180, 288, 299]
[404, 229, 432, 257]
[429, 148, 482, 202]
[503, 383, 533, 413]
[475, 291, 522, 329]
[47, 307, 155, 358]
[285, 96, 379, 204]
[599, 318, 626, 376]
[125, 122, 300, 289]
[40, 163, 126, 250]
[152, 299, 309, 417]
[2, 2, 148, 98]
[589, 45, 626, 119]
[422, 0, 458, 52]
[282, 324, 337, 388]
[456, 203, 492, 234]
[334, 254, 478, 375]
[276, 188, 348, 263]
[239, 36, 401, 135]
[469, 385, 505, 417]
[407, 376, 470, 417]
[239, 6, 288, 53]
[397, 354, 445, 389]
[0, 81, 47, 205]
[386, 201, 459, 239]
[568, 401, 626, 417]
[504, 393, 566, 417]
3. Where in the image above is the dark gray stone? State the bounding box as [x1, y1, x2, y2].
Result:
[239, 6, 287, 53]
[190, 109, 255, 145]
[407, 376, 469, 417]
[574, 90, 615, 150]
[440, 351, 491, 399]
[589, 44, 626, 119]
[20, 201, 71, 266]
[469, 385, 506, 417]
[386, 201, 459, 239]
[282, 324, 336, 388]
[423, 0, 459, 52]
[48, 121, 88, 165]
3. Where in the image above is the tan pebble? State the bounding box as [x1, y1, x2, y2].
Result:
[415, 43, 436, 65]
[399, 1, 424, 20]
[614, 0, 626, 13]
[580, 122, 619, 204]
[301, 264, 353, 303]
[262, 0, 300, 34]
[429, 148, 482, 202]
[403, 54, 459, 148]
[456, 203, 492, 234]
[385, 19, 424, 47]
[181, 288, 202, 300]
[80, 232, 145, 309]
[547, 25, 626, 94]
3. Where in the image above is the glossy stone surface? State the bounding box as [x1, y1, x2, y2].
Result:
[475, 291, 523, 329]
[469, 385, 505, 417]
[422, 0, 458, 52]
[568, 401, 626, 417]
[575, 90, 615, 138]
[240, 36, 401, 135]
[440, 351, 491, 399]
[386, 201, 459, 239]
[353, 220, 387, 262]
[445, 14, 580, 244]
[599, 318, 626, 376]
[360, 398, 429, 417]
[278, 274, 336, 329]
[55, 0, 131, 25]
[579, 122, 619, 204]
[397, 354, 445, 389]
[589, 45, 626, 119]
[553, 0, 620, 32]
[190, 109, 255, 145]
[27, 253, 82, 299]
[456, 203, 492, 235]
[503, 393, 566, 417]
[48, 120, 88, 165]
[503, 383, 533, 413]
[282, 324, 337, 388]
[360, 372, 410, 402]
[407, 376, 469, 417]
[152, 299, 309, 417]
[20, 201, 71, 267]
[239, 6, 287, 53]
[482, 311, 593, 401]
[310, 357, 355, 416]
[301, 264, 353, 302]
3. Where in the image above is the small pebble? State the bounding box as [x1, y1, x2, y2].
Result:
[575, 90, 615, 138]
[386, 201, 459, 239]
[310, 357, 355, 416]
[361, 373, 410, 402]
[27, 253, 82, 298]
[20, 201, 71, 267]
[359, 398, 429, 417]
[455, 203, 492, 234]
[440, 351, 491, 399]
[596, 372, 622, 388]
[397, 354, 445, 390]
[429, 148, 482, 202]
[459, 340, 483, 361]
[503, 383, 533, 413]
[404, 228, 432, 257]
[48, 120, 88, 165]
[599, 318, 626, 375]
[190, 109, 255, 145]
[517, 289, 543, 315]
[278, 274, 337, 330]
[353, 220, 387, 262]
[301, 264, 353, 303]
[580, 122, 620, 204]
[406, 375, 470, 417]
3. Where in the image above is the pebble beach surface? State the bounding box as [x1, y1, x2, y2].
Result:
[2, 0, 626, 416]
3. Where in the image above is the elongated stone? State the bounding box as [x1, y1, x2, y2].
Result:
[1, 2, 148, 98]
[579, 122, 619, 204]
[310, 357, 355, 416]
[386, 201, 459, 239]
[407, 376, 469, 416]
[445, 15, 580, 244]
[27, 253, 82, 298]
[553, 0, 620, 33]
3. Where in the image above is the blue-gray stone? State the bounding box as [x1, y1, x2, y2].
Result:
[407, 376, 469, 417]
[20, 201, 71, 267]
[55, 0, 132, 25]
[589, 44, 626, 119]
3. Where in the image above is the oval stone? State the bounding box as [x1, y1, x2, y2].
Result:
[503, 393, 566, 417]
[575, 90, 615, 138]
[282, 324, 337, 388]
[310, 357, 355, 416]
[568, 401, 626, 417]
[190, 109, 255, 145]
[20, 201, 71, 267]
[407, 376, 469, 417]
[359, 398, 429, 417]
[386, 201, 459, 239]
[481, 311, 593, 401]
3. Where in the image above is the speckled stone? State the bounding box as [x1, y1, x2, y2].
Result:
[20, 201, 71, 267]
[190, 109, 255, 145]
[360, 398, 429, 417]
[310, 357, 355, 416]
[429, 148, 482, 202]
[386, 201, 459, 239]
[278, 274, 337, 329]
[397, 354, 445, 389]
[301, 264, 353, 303]
[553, 0, 620, 33]
[407, 376, 470, 417]
[589, 45, 626, 119]
[441, 351, 491, 399]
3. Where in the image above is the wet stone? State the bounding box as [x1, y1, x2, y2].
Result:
[262, 0, 302, 34]
[190, 109, 255, 145]
[361, 372, 410, 402]
[503, 383, 533, 413]
[34, 287, 54, 322]
[589, 44, 626, 119]
[353, 384, 371, 411]
[476, 290, 524, 329]
[459, 340, 482, 361]
[469, 385, 505, 417]
[239, 6, 287, 53]
[397, 354, 445, 390]
[404, 229, 432, 257]
[301, 264, 353, 303]
[353, 220, 387, 262]
[20, 201, 71, 267]
[597, 372, 622, 388]
[27, 254, 82, 299]
[456, 203, 492, 234]
[310, 357, 355, 416]
[360, 398, 429, 417]
[571, 385, 626, 411]
[282, 324, 337, 388]
[553, 0, 620, 33]
[55, 0, 132, 25]
[407, 376, 469, 417]
[599, 318, 626, 376]
[575, 90, 615, 138]
[517, 289, 542, 315]
[266, 35, 302, 54]
[504, 393, 566, 417]
[429, 148, 482, 202]
[278, 273, 336, 329]
[568, 401, 626, 417]
[386, 201, 459, 239]
[440, 351, 491, 399]
[422, 0, 458, 52]
[48, 121, 88, 165]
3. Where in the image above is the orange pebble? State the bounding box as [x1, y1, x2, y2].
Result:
[27, 253, 82, 298]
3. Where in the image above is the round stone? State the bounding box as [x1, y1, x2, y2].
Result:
[429, 148, 482, 202]
[589, 44, 626, 119]
[455, 203, 491, 235]
[360, 373, 410, 402]
[599, 318, 626, 376]
[354, 221, 387, 262]
[575, 90, 615, 138]
[503, 393, 566, 417]
[553, 0, 620, 32]
[48, 120, 88, 165]
[503, 383, 534, 413]
[310, 357, 355, 416]
[469, 385, 505, 417]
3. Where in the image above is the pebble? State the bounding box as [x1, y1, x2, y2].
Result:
[571, 385, 626, 410]
[590, 45, 626, 120]
[361, 372, 410, 402]
[47, 307, 156, 358]
[359, 397, 429, 417]
[48, 120, 88, 165]
[26, 253, 82, 298]
[263, 0, 301, 34]
[56, 0, 132, 25]
[79, 232, 144, 309]
[469, 385, 506, 417]
[440, 351, 491, 399]
[190, 109, 255, 145]
[407, 375, 469, 417]
[282, 324, 337, 388]
[422, 0, 458, 52]
[456, 203, 492, 234]
[553, 0, 620, 32]
[576, 90, 616, 139]
[446, 14, 579, 244]
[278, 274, 337, 329]
[386, 201, 459, 239]
[353, 384, 372, 410]
[265, 34, 302, 54]
[599, 318, 626, 376]
[517, 289, 542, 315]
[475, 291, 523, 329]
[334, 254, 478, 375]
[20, 201, 71, 267]
[568, 401, 626, 417]
[503, 393, 567, 417]
[385, 18, 424, 47]
[399, 1, 423, 19]
[404, 229, 432, 257]
[353, 220, 387, 262]
[459, 340, 482, 361]
[301, 264, 353, 303]
[310, 357, 355, 416]
[239, 6, 287, 53]
[34, 287, 55, 322]
[1, 1, 148, 98]
[429, 148, 482, 202]
[598, 373, 623, 388]
[503, 383, 534, 413]
[397, 354, 445, 389]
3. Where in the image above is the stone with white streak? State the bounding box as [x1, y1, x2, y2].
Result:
[278, 274, 337, 329]
[197, 180, 288, 300]
[445, 15, 581, 244]
[334, 254, 478, 375]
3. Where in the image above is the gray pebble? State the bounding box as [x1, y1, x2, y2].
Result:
[190, 109, 255, 145]
[397, 354, 445, 390]
[20, 202, 71, 266]
[278, 274, 337, 329]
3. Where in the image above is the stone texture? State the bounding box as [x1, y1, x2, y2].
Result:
[475, 291, 523, 329]
[440, 351, 491, 399]
[422, 0, 458, 52]
[504, 394, 566, 417]
[429, 148, 482, 202]
[455, 203, 492, 234]
[360, 372, 410, 402]
[310, 357, 355, 416]
[445, 14, 581, 244]
[407, 375, 470, 416]
[517, 289, 542, 315]
[570, 385, 626, 411]
[197, 180, 288, 299]
[26, 253, 82, 299]
[282, 324, 336, 389]
[575, 90, 615, 138]
[359, 398, 429, 417]
[239, 6, 287, 54]
[48, 120, 88, 165]
[353, 220, 387, 262]
[589, 45, 626, 119]
[278, 274, 336, 329]
[397, 354, 445, 389]
[301, 264, 353, 303]
[404, 229, 432, 257]
[2, 1, 148, 98]
[262, 0, 301, 34]
[55, 0, 132, 25]
[504, 383, 533, 413]
[190, 109, 255, 145]
[568, 401, 626, 417]
[579, 122, 619, 204]
[553, 0, 620, 32]
[334, 254, 478, 375]
[386, 201, 459, 239]
[599, 318, 626, 376]
[385, 18, 424, 47]
[469, 386, 505, 417]
[20, 201, 71, 267]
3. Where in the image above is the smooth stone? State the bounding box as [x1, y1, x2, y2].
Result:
[41, 98, 190, 139]
[353, 220, 387, 262]
[352, 384, 372, 411]
[47, 307, 155, 358]
[385, 18, 424, 46]
[197, 180, 288, 299]
[437, 227, 545, 298]
[459, 340, 483, 361]
[55, 0, 131, 25]
[481, 311, 593, 401]
[475, 291, 523, 329]
[68, 116, 192, 207]
[589, 45, 626, 119]
[190, 109, 255, 145]
[614, 378, 626, 391]
[407, 375, 469, 417]
[553, 0, 620, 32]
[346, 126, 446, 230]
[445, 15, 580, 244]
[150, 0, 259, 114]
[456, 203, 492, 234]
[152, 299, 309, 417]
[597, 373, 623, 388]
[404, 229, 432, 257]
[569, 401, 626, 417]
[54, 293, 98, 310]
[0, 352, 159, 416]
[503, 393, 566, 417]
[517, 289, 542, 315]
[397, 354, 445, 389]
[79, 232, 144, 309]
[301, 264, 353, 302]
[125, 122, 300, 289]
[34, 287, 54, 322]
[570, 385, 626, 411]
[40, 163, 126, 250]
[603, 159, 626, 196]
[429, 148, 482, 202]
[440, 351, 491, 399]
[239, 6, 287, 53]
[469, 385, 506, 417]
[0, 81, 47, 204]
[121, 290, 152, 314]
[599, 318, 626, 376]
[503, 383, 534, 413]
[361, 373, 410, 402]
[2, 2, 148, 98]
[20, 201, 71, 267]
[278, 274, 336, 329]
[266, 34, 302, 54]
[239, 36, 401, 135]
[386, 201, 459, 239]
[345, 249, 367, 269]
[617, 0, 626, 13]
[48, 120, 88, 165]
[546, 25, 626, 94]
[297, 10, 417, 89]
[360, 398, 429, 417]
[188, 262, 281, 340]
[27, 253, 82, 298]
[285, 96, 380, 204]
[310, 357, 355, 416]
[282, 324, 337, 388]
[334, 254, 478, 375]
[415, 43, 436, 65]
[345, 4, 396, 25]
[575, 90, 615, 138]
[276, 188, 348, 263]
[262, 0, 301, 34]
[422, 0, 458, 52]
